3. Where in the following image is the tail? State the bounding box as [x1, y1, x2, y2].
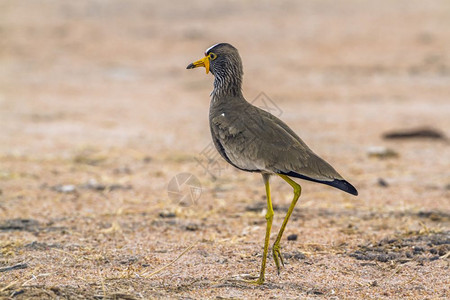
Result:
[325, 178, 358, 196]
[280, 171, 358, 196]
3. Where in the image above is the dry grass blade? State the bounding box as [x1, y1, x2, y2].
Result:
[52, 248, 79, 259]
[98, 269, 107, 298]
[140, 242, 197, 278]
[0, 280, 18, 292]
[441, 251, 450, 259]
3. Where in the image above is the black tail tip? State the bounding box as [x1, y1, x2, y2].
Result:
[280, 171, 358, 196]
[332, 179, 358, 196]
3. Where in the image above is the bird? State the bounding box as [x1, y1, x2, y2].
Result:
[187, 43, 358, 285]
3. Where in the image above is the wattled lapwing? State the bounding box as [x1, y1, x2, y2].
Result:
[187, 43, 358, 284]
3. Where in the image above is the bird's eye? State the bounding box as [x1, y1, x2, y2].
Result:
[209, 53, 217, 60]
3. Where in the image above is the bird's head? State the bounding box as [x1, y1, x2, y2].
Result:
[187, 43, 242, 77]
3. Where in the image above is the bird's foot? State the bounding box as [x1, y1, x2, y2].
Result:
[242, 276, 265, 285]
[230, 274, 264, 285]
[272, 243, 284, 275]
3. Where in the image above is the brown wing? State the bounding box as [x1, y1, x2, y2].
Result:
[210, 102, 344, 182]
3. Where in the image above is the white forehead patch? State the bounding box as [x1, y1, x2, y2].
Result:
[205, 43, 220, 54]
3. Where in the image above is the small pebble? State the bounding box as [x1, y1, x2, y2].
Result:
[159, 211, 176, 218]
[53, 184, 76, 193]
[82, 179, 106, 191]
[287, 234, 298, 241]
[185, 224, 199, 231]
[293, 252, 306, 260]
[11, 290, 24, 297]
[378, 178, 389, 187]
[143, 156, 153, 163]
[413, 246, 424, 253]
[367, 146, 399, 159]
[113, 166, 132, 174]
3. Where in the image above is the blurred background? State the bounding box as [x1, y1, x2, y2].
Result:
[2, 0, 449, 152]
[0, 0, 449, 298]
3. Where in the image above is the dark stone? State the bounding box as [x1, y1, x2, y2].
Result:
[376, 254, 389, 262]
[349, 231, 449, 263]
[119, 256, 138, 265]
[287, 234, 298, 241]
[185, 223, 199, 231]
[143, 156, 153, 163]
[377, 178, 389, 187]
[413, 246, 424, 253]
[159, 211, 176, 218]
[383, 127, 446, 140]
[11, 290, 25, 297]
[0, 219, 40, 232]
[283, 251, 305, 260]
[293, 252, 306, 260]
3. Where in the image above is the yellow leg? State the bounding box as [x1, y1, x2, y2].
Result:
[272, 174, 302, 274]
[248, 173, 274, 285]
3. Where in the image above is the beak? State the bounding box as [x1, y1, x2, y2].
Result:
[186, 55, 210, 74]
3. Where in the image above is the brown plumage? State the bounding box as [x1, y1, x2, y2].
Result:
[187, 43, 358, 284]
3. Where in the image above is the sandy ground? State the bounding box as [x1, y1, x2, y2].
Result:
[1, 0, 449, 299]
